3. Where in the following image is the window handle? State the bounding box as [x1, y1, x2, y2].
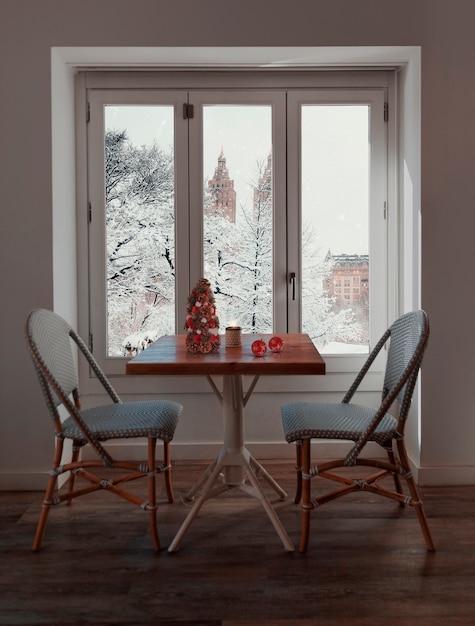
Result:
[289, 272, 296, 301]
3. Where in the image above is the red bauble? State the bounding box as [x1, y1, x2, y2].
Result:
[251, 339, 267, 357]
[269, 336, 284, 352]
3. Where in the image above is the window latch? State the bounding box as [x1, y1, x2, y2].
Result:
[183, 103, 194, 119]
[289, 272, 296, 301]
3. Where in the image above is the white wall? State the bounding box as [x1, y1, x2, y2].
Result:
[51, 51, 77, 326]
[1, 0, 474, 488]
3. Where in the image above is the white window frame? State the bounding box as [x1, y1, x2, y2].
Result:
[87, 89, 190, 375]
[77, 69, 396, 395]
[286, 89, 388, 375]
[187, 90, 288, 332]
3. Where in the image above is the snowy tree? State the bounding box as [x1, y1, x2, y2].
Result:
[105, 131, 364, 354]
[105, 129, 175, 355]
[204, 154, 363, 346]
[204, 157, 273, 331]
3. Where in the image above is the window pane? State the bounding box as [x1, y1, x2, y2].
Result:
[301, 105, 369, 353]
[202, 105, 273, 332]
[104, 105, 175, 356]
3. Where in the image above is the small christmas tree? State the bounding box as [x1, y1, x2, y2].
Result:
[184, 278, 221, 353]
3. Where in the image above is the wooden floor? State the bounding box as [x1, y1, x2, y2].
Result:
[1, 460, 474, 626]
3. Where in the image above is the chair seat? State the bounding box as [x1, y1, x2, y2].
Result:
[281, 402, 398, 446]
[62, 400, 181, 444]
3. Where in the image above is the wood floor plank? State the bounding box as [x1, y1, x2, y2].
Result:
[1, 461, 475, 625]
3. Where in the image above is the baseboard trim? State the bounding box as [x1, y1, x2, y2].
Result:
[417, 465, 475, 486]
[0, 472, 51, 491]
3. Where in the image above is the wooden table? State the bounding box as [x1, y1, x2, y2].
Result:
[126, 333, 325, 552]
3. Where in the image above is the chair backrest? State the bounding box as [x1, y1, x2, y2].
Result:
[342, 309, 429, 465]
[26, 308, 123, 464]
[383, 309, 429, 419]
[25, 308, 79, 416]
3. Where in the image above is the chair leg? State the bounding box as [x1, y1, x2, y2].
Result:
[147, 437, 161, 552]
[385, 444, 404, 501]
[66, 442, 81, 505]
[299, 438, 312, 553]
[396, 439, 436, 551]
[32, 440, 63, 551]
[163, 441, 174, 503]
[33, 477, 57, 551]
[294, 441, 303, 504]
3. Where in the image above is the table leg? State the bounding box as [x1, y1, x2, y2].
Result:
[167, 374, 294, 553]
[222, 374, 246, 485]
[248, 455, 287, 500]
[183, 457, 218, 502]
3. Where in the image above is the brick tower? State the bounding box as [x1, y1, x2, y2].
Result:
[207, 148, 236, 222]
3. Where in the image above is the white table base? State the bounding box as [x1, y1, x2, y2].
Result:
[167, 374, 294, 553]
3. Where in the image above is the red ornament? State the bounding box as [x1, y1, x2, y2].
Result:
[251, 339, 267, 357]
[269, 336, 284, 352]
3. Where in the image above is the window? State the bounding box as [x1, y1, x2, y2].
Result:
[81, 70, 392, 378]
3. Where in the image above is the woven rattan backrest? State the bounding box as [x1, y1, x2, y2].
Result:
[26, 309, 119, 464]
[26, 309, 78, 408]
[384, 310, 429, 415]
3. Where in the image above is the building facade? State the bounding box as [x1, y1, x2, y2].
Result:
[323, 252, 369, 307]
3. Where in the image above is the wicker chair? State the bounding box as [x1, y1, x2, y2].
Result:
[281, 310, 435, 553]
[25, 308, 182, 551]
